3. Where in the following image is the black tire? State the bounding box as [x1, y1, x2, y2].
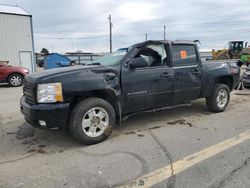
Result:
[38, 60, 44, 67]
[206, 84, 230, 112]
[8, 74, 24, 87]
[69, 97, 116, 145]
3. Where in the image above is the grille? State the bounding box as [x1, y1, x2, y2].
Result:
[23, 80, 35, 105]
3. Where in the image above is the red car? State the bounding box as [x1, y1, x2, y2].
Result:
[0, 63, 29, 87]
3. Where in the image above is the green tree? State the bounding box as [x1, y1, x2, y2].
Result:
[41, 48, 49, 55]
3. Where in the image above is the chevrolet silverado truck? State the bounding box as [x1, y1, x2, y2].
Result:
[20, 40, 240, 145]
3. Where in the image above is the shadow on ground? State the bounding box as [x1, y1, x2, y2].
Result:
[0, 83, 11, 88]
[4, 99, 208, 153]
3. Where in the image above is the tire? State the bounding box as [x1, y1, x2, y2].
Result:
[206, 84, 230, 112]
[8, 74, 24, 87]
[69, 97, 116, 145]
[38, 60, 44, 67]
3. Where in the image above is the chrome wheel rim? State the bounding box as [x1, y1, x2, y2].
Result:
[216, 89, 228, 108]
[82, 107, 109, 138]
[10, 76, 22, 86]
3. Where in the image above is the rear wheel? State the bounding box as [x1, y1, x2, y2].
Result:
[206, 84, 230, 112]
[8, 74, 24, 87]
[69, 97, 115, 145]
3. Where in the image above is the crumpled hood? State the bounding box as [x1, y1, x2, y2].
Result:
[25, 65, 117, 83]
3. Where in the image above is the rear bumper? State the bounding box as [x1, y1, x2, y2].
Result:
[242, 73, 250, 86]
[20, 96, 70, 130]
[242, 78, 250, 87]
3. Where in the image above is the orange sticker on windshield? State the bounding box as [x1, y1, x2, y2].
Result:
[180, 50, 187, 58]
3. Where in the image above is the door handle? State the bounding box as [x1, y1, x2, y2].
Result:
[160, 72, 170, 78]
[191, 70, 200, 75]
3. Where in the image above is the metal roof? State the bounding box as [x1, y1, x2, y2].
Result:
[0, 4, 30, 16]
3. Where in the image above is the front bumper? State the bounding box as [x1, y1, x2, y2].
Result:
[20, 96, 70, 130]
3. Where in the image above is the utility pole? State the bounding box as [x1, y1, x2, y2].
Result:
[108, 15, 112, 53]
[145, 33, 148, 41]
[164, 25, 166, 40]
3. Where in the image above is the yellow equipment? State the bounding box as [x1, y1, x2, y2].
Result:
[212, 41, 248, 60]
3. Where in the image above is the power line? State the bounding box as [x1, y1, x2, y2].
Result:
[34, 27, 250, 41]
[114, 20, 250, 31]
[34, 20, 250, 40]
[35, 19, 250, 37]
[116, 19, 250, 26]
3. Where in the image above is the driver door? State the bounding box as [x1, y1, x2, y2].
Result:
[121, 43, 174, 114]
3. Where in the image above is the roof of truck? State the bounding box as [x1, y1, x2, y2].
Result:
[133, 40, 196, 48]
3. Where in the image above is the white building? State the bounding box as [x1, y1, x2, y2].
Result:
[0, 4, 35, 72]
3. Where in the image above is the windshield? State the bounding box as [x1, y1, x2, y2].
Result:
[92, 48, 128, 66]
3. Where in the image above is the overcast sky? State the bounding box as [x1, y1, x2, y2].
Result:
[1, 0, 250, 53]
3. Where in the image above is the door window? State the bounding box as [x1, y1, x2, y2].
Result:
[172, 45, 197, 67]
[135, 44, 167, 67]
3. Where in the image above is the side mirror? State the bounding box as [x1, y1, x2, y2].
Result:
[128, 57, 148, 69]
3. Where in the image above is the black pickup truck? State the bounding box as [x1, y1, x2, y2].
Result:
[20, 40, 240, 144]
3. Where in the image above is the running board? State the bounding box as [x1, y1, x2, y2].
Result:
[122, 102, 191, 121]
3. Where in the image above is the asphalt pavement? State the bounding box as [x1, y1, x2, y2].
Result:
[0, 85, 249, 188]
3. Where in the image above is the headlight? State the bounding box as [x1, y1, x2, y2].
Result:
[37, 83, 63, 103]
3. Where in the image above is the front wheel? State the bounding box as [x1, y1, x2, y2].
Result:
[206, 84, 230, 112]
[69, 97, 116, 145]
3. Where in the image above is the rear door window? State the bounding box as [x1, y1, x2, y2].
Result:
[172, 45, 198, 67]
